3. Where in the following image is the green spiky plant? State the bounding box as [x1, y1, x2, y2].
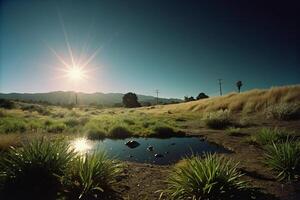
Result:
[251, 128, 290, 146]
[0, 139, 76, 200]
[160, 153, 246, 200]
[62, 151, 123, 199]
[264, 140, 300, 181]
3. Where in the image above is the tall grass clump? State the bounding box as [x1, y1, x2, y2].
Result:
[86, 127, 107, 140]
[109, 126, 132, 138]
[161, 153, 246, 200]
[46, 122, 67, 133]
[64, 117, 81, 127]
[0, 139, 76, 200]
[0, 117, 27, 133]
[266, 103, 300, 120]
[250, 128, 290, 146]
[225, 127, 242, 136]
[203, 110, 233, 129]
[62, 151, 122, 199]
[265, 140, 300, 181]
[150, 125, 183, 138]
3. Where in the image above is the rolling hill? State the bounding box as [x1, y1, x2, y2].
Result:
[143, 85, 300, 113]
[0, 91, 181, 106]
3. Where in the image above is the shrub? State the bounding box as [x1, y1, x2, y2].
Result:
[21, 104, 50, 115]
[64, 118, 80, 127]
[161, 154, 246, 200]
[264, 140, 300, 181]
[87, 128, 106, 140]
[203, 110, 233, 129]
[62, 151, 122, 199]
[266, 103, 300, 120]
[0, 99, 14, 109]
[0, 139, 76, 199]
[46, 122, 66, 133]
[109, 126, 132, 138]
[251, 128, 290, 146]
[225, 127, 242, 136]
[150, 126, 183, 138]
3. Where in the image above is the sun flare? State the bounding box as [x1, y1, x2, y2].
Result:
[67, 66, 85, 80]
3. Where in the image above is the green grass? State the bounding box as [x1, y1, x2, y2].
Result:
[225, 127, 242, 136]
[160, 153, 246, 200]
[249, 128, 291, 146]
[0, 139, 76, 200]
[62, 151, 123, 199]
[264, 140, 300, 181]
[0, 117, 27, 133]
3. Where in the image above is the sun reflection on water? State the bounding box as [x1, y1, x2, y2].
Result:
[71, 138, 92, 153]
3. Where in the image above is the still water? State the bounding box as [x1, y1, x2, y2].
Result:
[71, 137, 230, 165]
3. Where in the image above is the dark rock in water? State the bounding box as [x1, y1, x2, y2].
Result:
[165, 151, 169, 154]
[147, 145, 154, 151]
[170, 143, 176, 146]
[154, 153, 164, 158]
[125, 140, 140, 148]
[129, 155, 133, 158]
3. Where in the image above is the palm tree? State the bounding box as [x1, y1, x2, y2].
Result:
[236, 81, 243, 93]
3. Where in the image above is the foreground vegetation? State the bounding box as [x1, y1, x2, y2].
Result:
[0, 139, 122, 200]
[0, 85, 299, 199]
[161, 154, 247, 200]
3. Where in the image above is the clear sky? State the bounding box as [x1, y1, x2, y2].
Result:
[1, 0, 299, 98]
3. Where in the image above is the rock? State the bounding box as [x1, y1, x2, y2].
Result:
[154, 153, 164, 158]
[170, 143, 176, 146]
[125, 140, 140, 148]
[147, 145, 154, 151]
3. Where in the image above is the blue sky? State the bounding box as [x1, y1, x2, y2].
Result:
[1, 0, 299, 98]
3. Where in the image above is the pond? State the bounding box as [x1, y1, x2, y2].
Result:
[71, 137, 230, 165]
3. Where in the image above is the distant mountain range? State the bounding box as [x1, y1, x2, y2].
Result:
[0, 91, 182, 106]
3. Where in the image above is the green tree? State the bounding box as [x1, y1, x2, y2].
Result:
[122, 92, 141, 108]
[196, 92, 209, 100]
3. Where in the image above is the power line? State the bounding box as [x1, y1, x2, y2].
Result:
[155, 89, 159, 105]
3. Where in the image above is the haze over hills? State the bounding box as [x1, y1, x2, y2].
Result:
[0, 91, 182, 106]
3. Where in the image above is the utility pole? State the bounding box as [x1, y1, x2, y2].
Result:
[75, 92, 78, 105]
[155, 89, 159, 105]
[218, 79, 223, 96]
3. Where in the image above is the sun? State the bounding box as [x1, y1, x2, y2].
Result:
[67, 66, 85, 80]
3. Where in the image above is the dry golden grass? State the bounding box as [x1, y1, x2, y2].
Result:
[0, 134, 23, 150]
[142, 85, 300, 114]
[0, 133, 45, 151]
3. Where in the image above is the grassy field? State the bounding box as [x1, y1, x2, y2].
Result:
[0, 85, 300, 199]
